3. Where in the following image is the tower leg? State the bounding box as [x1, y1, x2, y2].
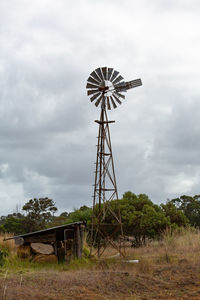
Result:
[90, 108, 123, 257]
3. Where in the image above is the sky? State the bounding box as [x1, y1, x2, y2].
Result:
[0, 0, 200, 215]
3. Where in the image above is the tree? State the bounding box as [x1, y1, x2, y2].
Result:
[22, 197, 58, 231]
[91, 192, 170, 246]
[139, 205, 170, 242]
[60, 212, 69, 218]
[161, 201, 189, 228]
[170, 195, 200, 227]
[67, 206, 92, 224]
[0, 217, 25, 235]
[119, 192, 170, 244]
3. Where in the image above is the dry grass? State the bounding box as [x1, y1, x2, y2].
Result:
[124, 227, 200, 265]
[0, 228, 200, 299]
[1, 262, 200, 299]
[0, 233, 16, 253]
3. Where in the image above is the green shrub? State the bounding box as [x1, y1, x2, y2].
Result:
[83, 246, 90, 258]
[0, 247, 9, 266]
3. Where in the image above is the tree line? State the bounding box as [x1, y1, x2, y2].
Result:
[0, 192, 200, 245]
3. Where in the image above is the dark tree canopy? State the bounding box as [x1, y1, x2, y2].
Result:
[170, 195, 200, 227]
[161, 201, 189, 228]
[91, 191, 170, 246]
[0, 217, 25, 235]
[22, 197, 58, 232]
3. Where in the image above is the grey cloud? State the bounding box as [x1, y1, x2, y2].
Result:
[0, 0, 200, 215]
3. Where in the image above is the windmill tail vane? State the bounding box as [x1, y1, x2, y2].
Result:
[86, 66, 142, 257]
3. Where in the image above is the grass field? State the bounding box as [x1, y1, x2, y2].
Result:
[0, 227, 200, 299]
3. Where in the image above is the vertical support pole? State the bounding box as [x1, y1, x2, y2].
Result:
[54, 241, 58, 257]
[76, 225, 82, 259]
[64, 229, 74, 263]
[80, 225, 84, 257]
[90, 114, 101, 256]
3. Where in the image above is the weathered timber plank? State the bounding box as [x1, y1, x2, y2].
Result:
[24, 232, 56, 243]
[76, 225, 82, 259]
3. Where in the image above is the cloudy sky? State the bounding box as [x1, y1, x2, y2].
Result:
[0, 0, 200, 215]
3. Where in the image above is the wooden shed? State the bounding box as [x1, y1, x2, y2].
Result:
[5, 221, 85, 263]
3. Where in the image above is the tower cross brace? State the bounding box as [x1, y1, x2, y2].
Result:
[90, 105, 123, 257]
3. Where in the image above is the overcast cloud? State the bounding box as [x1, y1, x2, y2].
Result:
[0, 0, 200, 215]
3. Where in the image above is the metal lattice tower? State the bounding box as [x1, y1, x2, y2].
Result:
[86, 67, 142, 256]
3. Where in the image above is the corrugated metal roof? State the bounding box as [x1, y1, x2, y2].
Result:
[4, 221, 85, 241]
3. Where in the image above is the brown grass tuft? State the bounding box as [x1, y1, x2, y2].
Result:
[17, 245, 31, 259]
[0, 233, 16, 252]
[124, 227, 200, 266]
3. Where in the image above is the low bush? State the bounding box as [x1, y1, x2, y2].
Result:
[0, 246, 9, 266]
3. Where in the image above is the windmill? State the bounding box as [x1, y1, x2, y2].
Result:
[86, 67, 142, 256]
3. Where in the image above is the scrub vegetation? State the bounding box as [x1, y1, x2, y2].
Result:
[0, 192, 200, 299]
[0, 227, 200, 299]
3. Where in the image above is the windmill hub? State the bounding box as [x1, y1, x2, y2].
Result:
[98, 85, 109, 93]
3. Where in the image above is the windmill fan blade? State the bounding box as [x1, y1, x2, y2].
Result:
[115, 91, 125, 99]
[87, 89, 99, 95]
[87, 76, 100, 86]
[90, 92, 101, 102]
[95, 95, 103, 107]
[95, 68, 104, 81]
[125, 79, 142, 90]
[107, 96, 111, 110]
[112, 75, 124, 85]
[101, 67, 108, 80]
[114, 81, 127, 92]
[99, 80, 106, 88]
[114, 81, 125, 87]
[113, 94, 122, 104]
[86, 82, 99, 89]
[90, 71, 101, 83]
[110, 96, 117, 109]
[110, 70, 119, 82]
[107, 68, 113, 81]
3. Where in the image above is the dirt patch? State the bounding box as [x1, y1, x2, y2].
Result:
[0, 262, 200, 299]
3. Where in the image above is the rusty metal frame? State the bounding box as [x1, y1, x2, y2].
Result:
[90, 96, 123, 257]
